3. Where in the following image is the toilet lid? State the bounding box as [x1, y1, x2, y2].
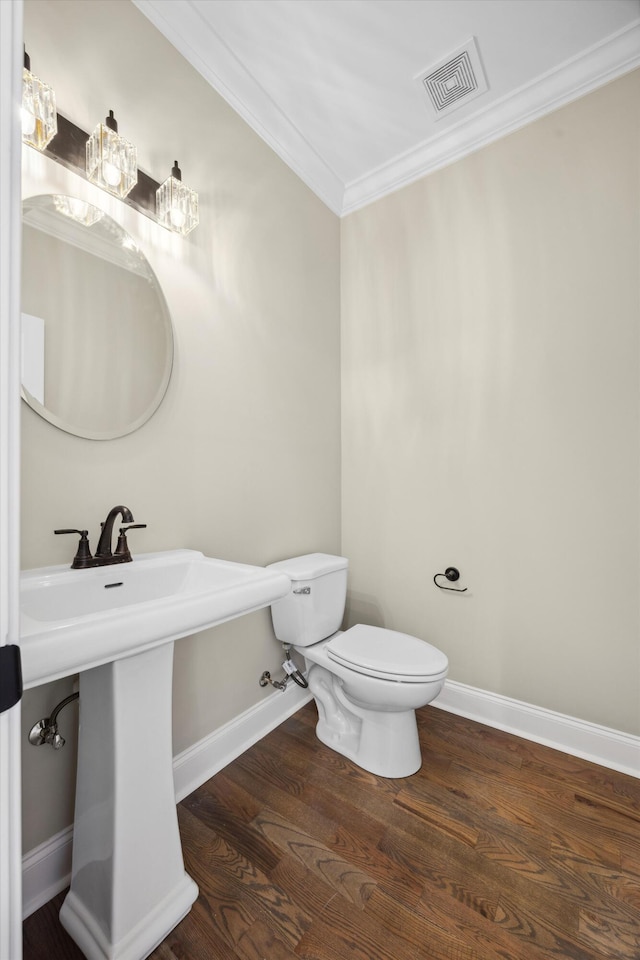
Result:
[327, 625, 448, 683]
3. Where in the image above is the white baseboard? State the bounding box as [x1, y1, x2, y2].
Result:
[433, 680, 640, 779]
[172, 681, 313, 802]
[23, 678, 637, 919]
[22, 825, 73, 920]
[22, 683, 312, 919]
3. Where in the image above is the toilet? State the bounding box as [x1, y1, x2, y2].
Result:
[267, 553, 448, 778]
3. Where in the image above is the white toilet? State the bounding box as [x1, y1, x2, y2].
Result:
[268, 553, 448, 778]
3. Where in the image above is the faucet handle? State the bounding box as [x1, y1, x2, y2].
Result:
[114, 524, 147, 560]
[119, 524, 147, 541]
[54, 529, 93, 568]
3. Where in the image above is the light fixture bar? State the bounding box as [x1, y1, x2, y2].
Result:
[34, 110, 197, 236]
[40, 113, 161, 222]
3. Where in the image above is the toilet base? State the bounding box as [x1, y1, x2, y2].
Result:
[308, 664, 422, 778]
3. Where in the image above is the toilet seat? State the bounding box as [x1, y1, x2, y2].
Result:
[326, 624, 448, 683]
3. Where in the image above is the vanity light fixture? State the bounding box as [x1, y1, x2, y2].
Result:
[53, 195, 104, 227]
[22, 47, 57, 151]
[27, 97, 198, 237]
[156, 161, 199, 236]
[86, 110, 137, 199]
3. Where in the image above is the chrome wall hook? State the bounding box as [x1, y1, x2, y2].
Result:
[434, 567, 467, 592]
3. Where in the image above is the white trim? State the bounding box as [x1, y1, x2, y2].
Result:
[132, 4, 639, 217]
[22, 682, 312, 918]
[22, 826, 73, 920]
[131, 0, 345, 215]
[343, 20, 640, 214]
[0, 1, 24, 956]
[433, 680, 640, 779]
[173, 681, 313, 802]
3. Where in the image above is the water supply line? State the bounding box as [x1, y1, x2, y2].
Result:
[259, 644, 308, 692]
[28, 691, 79, 750]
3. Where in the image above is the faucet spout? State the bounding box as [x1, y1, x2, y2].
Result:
[95, 505, 134, 559]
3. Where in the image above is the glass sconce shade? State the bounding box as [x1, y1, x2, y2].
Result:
[53, 195, 104, 227]
[22, 50, 57, 151]
[156, 162, 199, 236]
[86, 110, 137, 198]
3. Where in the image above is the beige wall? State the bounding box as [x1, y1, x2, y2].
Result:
[342, 70, 640, 737]
[21, 0, 341, 851]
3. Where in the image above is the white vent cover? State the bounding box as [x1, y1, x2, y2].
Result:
[415, 37, 488, 120]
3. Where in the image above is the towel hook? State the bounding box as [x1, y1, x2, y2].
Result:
[434, 567, 467, 592]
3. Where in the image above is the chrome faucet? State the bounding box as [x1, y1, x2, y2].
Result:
[55, 505, 146, 568]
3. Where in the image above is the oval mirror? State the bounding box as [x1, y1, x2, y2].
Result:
[21, 195, 173, 440]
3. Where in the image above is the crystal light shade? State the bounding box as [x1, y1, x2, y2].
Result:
[53, 195, 104, 227]
[156, 162, 199, 236]
[86, 110, 137, 198]
[22, 49, 57, 151]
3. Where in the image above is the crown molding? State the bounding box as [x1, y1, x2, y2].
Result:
[133, 4, 639, 218]
[342, 19, 640, 215]
[132, 0, 345, 215]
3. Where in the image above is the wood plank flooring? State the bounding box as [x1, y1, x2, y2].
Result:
[23, 702, 640, 959]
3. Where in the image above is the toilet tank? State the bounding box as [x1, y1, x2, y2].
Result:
[267, 554, 348, 647]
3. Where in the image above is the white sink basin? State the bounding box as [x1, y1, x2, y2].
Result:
[20, 549, 291, 688]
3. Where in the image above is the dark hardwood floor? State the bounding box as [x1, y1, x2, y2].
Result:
[23, 702, 640, 959]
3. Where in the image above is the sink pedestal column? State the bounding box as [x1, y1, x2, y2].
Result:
[60, 643, 198, 960]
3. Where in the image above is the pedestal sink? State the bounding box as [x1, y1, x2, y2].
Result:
[20, 550, 292, 960]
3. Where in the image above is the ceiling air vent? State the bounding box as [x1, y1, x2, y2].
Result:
[415, 37, 488, 120]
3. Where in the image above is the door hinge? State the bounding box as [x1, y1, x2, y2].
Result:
[0, 645, 22, 713]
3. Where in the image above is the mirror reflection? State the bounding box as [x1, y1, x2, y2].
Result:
[21, 195, 173, 440]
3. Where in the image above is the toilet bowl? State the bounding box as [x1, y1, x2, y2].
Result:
[268, 554, 448, 778]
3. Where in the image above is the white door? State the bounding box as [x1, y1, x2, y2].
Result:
[0, 1, 24, 958]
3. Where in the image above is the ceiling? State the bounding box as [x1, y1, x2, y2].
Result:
[133, 0, 640, 215]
